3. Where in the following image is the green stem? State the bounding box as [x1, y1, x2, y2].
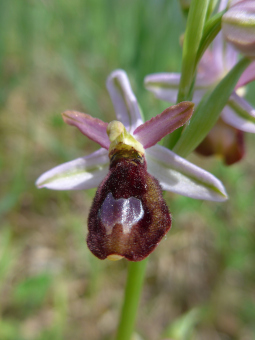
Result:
[165, 0, 209, 150]
[177, 0, 209, 103]
[115, 258, 148, 340]
[195, 10, 225, 68]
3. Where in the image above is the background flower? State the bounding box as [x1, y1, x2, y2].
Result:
[145, 0, 255, 164]
[222, 0, 255, 57]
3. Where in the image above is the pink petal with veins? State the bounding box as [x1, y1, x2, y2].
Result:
[62, 110, 110, 149]
[133, 102, 194, 149]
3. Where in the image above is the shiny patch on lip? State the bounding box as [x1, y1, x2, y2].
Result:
[99, 192, 144, 235]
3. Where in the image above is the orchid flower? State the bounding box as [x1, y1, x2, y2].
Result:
[36, 69, 227, 261]
[144, 0, 255, 165]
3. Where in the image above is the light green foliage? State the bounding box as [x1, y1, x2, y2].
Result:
[163, 307, 204, 339]
[1, 0, 255, 339]
[177, 0, 210, 103]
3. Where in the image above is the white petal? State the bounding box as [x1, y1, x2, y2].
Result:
[36, 148, 109, 190]
[106, 69, 143, 133]
[144, 72, 212, 104]
[144, 73, 180, 103]
[146, 145, 228, 201]
[221, 93, 255, 133]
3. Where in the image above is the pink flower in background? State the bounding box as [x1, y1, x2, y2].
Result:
[145, 0, 255, 165]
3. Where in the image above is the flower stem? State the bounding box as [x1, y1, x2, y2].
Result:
[177, 0, 210, 103]
[115, 258, 148, 340]
[165, 0, 210, 150]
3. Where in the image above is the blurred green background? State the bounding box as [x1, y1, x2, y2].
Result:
[1, 0, 255, 339]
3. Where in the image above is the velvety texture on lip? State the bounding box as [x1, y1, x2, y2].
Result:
[87, 149, 171, 261]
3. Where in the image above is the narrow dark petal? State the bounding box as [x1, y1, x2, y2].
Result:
[87, 151, 171, 261]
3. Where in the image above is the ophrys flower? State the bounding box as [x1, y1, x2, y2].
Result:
[36, 70, 227, 261]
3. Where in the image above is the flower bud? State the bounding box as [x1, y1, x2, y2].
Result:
[222, 0, 255, 57]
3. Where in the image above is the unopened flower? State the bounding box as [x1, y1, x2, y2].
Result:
[36, 70, 227, 261]
[145, 0, 255, 165]
[222, 0, 255, 57]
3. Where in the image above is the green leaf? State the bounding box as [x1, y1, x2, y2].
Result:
[162, 307, 205, 340]
[206, 0, 219, 19]
[196, 10, 225, 67]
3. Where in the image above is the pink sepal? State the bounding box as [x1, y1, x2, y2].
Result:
[62, 110, 110, 149]
[133, 102, 194, 149]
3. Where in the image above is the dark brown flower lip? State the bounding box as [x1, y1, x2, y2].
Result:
[87, 150, 171, 262]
